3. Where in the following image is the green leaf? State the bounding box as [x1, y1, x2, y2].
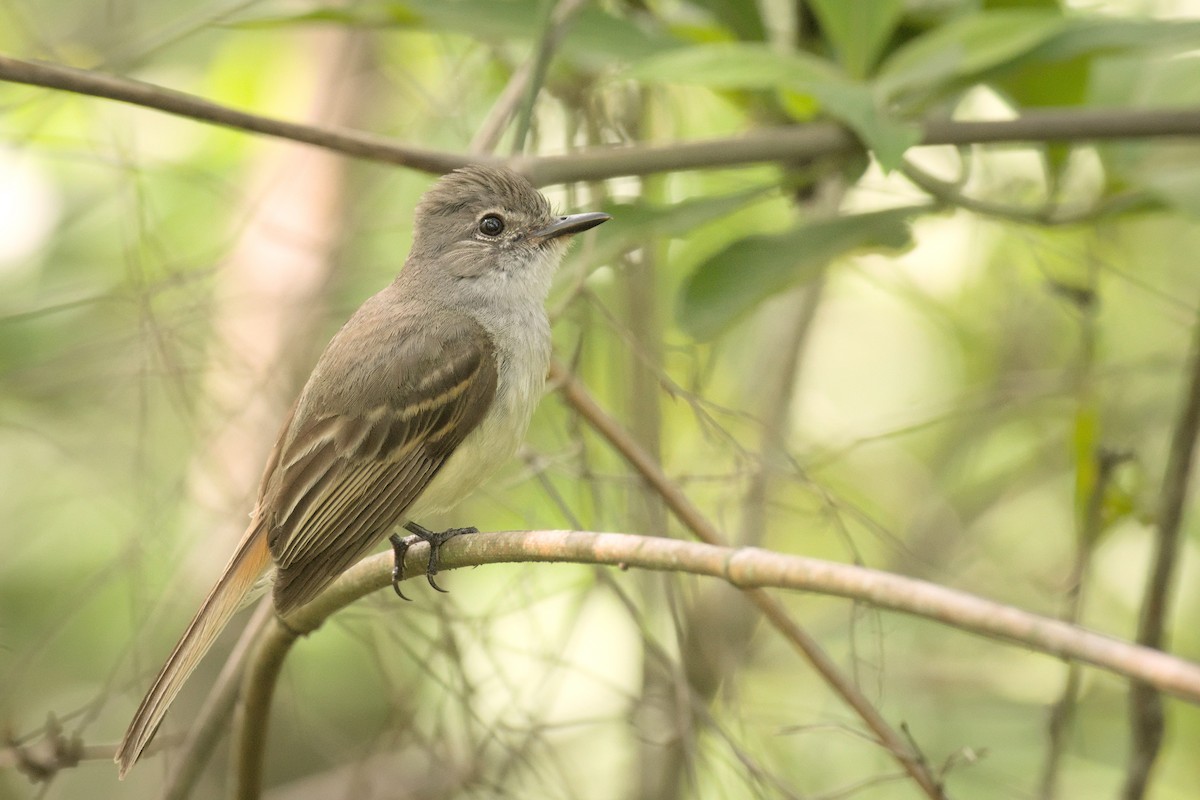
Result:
[1092, 55, 1200, 216]
[994, 52, 1090, 108]
[679, 206, 924, 339]
[234, 0, 682, 64]
[878, 11, 1200, 109]
[584, 188, 773, 268]
[877, 10, 1068, 104]
[1135, 160, 1200, 217]
[626, 41, 846, 89]
[627, 43, 921, 170]
[787, 84, 920, 170]
[685, 0, 766, 42]
[1072, 403, 1100, 533]
[984, 0, 1061, 8]
[807, 0, 904, 78]
[1028, 16, 1200, 62]
[996, 16, 1200, 107]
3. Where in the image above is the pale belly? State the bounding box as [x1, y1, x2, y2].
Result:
[403, 393, 531, 522]
[402, 347, 545, 524]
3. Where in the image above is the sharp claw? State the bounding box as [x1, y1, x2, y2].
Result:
[392, 523, 478, 599]
[389, 533, 413, 601]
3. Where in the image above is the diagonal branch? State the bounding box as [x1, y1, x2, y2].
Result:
[1123, 300, 1200, 799]
[550, 361, 948, 800]
[0, 55, 479, 174]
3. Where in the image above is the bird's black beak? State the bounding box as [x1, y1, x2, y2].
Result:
[530, 211, 611, 243]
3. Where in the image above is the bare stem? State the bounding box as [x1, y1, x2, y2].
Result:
[1123, 300, 1200, 799]
[4, 55, 1200, 186]
[1039, 451, 1124, 800]
[552, 361, 947, 800]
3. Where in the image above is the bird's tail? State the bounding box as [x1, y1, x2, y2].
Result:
[115, 521, 272, 778]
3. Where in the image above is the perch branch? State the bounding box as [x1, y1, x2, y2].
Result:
[231, 530, 1200, 798]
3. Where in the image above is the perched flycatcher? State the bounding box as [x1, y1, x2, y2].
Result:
[115, 165, 610, 776]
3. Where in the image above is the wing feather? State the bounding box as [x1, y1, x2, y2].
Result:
[261, 310, 497, 613]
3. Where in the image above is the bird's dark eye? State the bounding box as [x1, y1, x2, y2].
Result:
[478, 214, 505, 236]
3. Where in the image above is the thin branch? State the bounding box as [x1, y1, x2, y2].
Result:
[509, 0, 589, 155]
[1123, 300, 1200, 799]
[0, 55, 479, 174]
[235, 617, 295, 800]
[899, 158, 1153, 226]
[4, 55, 1200, 186]
[924, 108, 1200, 146]
[231, 527, 1200, 800]
[1039, 450, 1126, 800]
[674, 228, 830, 790]
[520, 108, 1200, 184]
[551, 361, 948, 800]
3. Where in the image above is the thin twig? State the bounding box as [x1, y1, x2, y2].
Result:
[280, 531, 1200, 709]
[470, 58, 536, 155]
[1123, 300, 1200, 799]
[1039, 450, 1126, 800]
[674, 252, 829, 789]
[1039, 272, 1107, 800]
[900, 158, 1152, 226]
[509, 0, 589, 155]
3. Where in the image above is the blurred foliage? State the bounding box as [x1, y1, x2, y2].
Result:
[2, 0, 1200, 798]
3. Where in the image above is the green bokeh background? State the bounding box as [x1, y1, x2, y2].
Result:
[2, 0, 1200, 798]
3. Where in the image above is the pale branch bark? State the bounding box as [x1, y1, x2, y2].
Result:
[230, 529, 1200, 798]
[1123, 300, 1200, 799]
[3, 55, 1200, 186]
[235, 618, 293, 800]
[550, 361, 948, 800]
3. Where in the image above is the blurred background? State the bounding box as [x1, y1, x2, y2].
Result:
[2, 0, 1200, 798]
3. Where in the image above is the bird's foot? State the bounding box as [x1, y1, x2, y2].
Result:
[389, 522, 478, 600]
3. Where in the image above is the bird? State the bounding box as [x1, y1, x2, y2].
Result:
[115, 164, 610, 777]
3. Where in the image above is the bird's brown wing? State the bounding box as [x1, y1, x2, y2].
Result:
[262, 312, 497, 614]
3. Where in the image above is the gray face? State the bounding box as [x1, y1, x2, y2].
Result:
[411, 166, 556, 279]
[399, 165, 611, 322]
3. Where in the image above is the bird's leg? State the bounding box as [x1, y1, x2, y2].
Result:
[388, 533, 415, 601]
[389, 522, 478, 600]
